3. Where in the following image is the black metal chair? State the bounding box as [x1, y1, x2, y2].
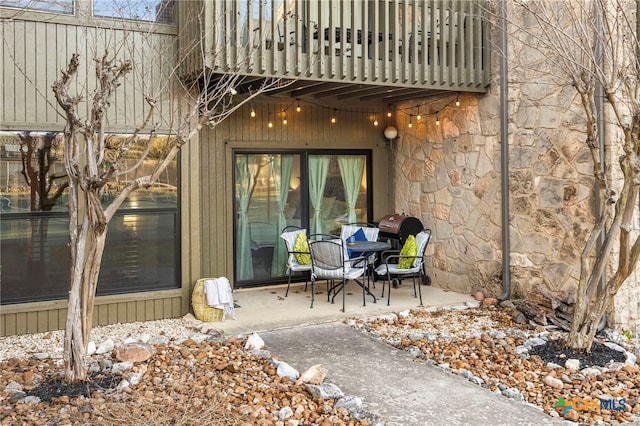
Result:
[308, 234, 368, 312]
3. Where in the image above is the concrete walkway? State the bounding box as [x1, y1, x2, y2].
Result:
[262, 322, 571, 426]
[214, 282, 571, 425]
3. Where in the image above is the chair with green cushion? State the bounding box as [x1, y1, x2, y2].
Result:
[280, 226, 312, 297]
[374, 229, 432, 306]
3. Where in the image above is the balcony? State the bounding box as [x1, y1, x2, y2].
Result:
[179, 0, 490, 103]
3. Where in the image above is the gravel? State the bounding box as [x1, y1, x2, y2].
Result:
[3, 307, 640, 425]
[0, 315, 368, 425]
[350, 306, 640, 425]
[0, 317, 197, 362]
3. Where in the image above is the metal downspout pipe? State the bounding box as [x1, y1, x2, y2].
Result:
[595, 0, 606, 295]
[498, 0, 511, 301]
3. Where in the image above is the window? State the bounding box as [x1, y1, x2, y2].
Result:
[233, 150, 371, 286]
[0, 131, 180, 304]
[0, 0, 73, 14]
[93, 0, 175, 24]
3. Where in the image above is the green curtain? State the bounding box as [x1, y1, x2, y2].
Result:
[338, 156, 365, 224]
[235, 154, 259, 280]
[271, 155, 293, 276]
[309, 155, 330, 234]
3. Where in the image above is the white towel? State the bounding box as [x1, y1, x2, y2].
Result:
[204, 277, 236, 319]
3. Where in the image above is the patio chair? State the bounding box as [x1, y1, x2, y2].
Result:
[340, 222, 380, 286]
[308, 234, 368, 312]
[280, 226, 312, 297]
[374, 229, 432, 306]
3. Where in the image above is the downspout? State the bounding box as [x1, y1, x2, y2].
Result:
[498, 0, 511, 301]
[595, 0, 606, 295]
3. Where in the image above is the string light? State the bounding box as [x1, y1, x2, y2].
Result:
[395, 96, 460, 124]
[257, 98, 401, 129]
[408, 115, 413, 128]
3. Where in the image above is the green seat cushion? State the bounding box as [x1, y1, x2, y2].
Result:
[398, 234, 416, 269]
[294, 232, 311, 265]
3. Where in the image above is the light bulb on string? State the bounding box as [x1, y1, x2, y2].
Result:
[331, 109, 336, 124]
[296, 99, 301, 112]
[373, 114, 378, 126]
[435, 113, 440, 126]
[282, 110, 287, 125]
[387, 104, 392, 118]
[417, 108, 421, 121]
[455, 96, 460, 107]
[408, 115, 413, 128]
[250, 108, 256, 118]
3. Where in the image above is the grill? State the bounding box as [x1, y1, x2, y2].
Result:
[377, 214, 424, 249]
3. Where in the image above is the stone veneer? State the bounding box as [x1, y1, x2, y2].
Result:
[392, 2, 640, 332]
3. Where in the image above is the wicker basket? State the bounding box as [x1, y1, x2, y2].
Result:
[191, 278, 224, 322]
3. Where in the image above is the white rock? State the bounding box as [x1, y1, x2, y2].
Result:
[125, 372, 143, 386]
[377, 313, 398, 323]
[276, 360, 299, 382]
[543, 375, 564, 389]
[23, 396, 41, 404]
[87, 341, 97, 356]
[565, 359, 580, 370]
[305, 383, 344, 400]
[116, 379, 130, 392]
[296, 364, 327, 385]
[279, 406, 294, 419]
[603, 341, 625, 353]
[4, 381, 23, 394]
[245, 332, 265, 350]
[625, 351, 637, 366]
[96, 338, 115, 354]
[335, 395, 363, 411]
[580, 367, 602, 376]
[111, 361, 134, 375]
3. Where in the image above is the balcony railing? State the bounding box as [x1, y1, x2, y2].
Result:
[179, 0, 490, 92]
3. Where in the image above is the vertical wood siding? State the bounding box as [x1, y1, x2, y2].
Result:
[196, 101, 392, 282]
[1, 14, 182, 335]
[1, 19, 176, 132]
[1, 293, 183, 336]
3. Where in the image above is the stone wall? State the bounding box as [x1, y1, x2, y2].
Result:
[392, 92, 504, 297]
[392, 2, 640, 332]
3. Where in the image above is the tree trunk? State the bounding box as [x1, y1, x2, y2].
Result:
[64, 187, 107, 382]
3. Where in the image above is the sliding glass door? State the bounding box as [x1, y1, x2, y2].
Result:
[233, 150, 370, 286]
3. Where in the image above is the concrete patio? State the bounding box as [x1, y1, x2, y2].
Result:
[214, 280, 476, 336]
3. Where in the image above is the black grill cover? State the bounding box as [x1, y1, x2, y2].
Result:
[377, 214, 423, 245]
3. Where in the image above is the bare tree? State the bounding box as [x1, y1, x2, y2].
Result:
[18, 132, 69, 212]
[42, 3, 293, 380]
[505, 0, 640, 350]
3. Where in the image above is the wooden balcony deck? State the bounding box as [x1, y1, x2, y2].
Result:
[178, 0, 490, 101]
